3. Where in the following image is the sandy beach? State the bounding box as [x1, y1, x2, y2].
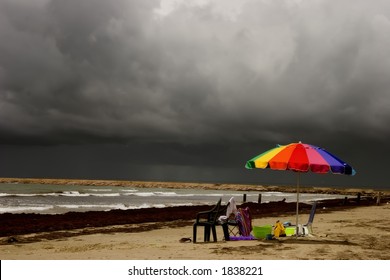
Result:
[1, 204, 389, 260]
[1, 178, 389, 260]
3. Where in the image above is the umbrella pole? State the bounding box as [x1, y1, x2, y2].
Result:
[296, 172, 300, 237]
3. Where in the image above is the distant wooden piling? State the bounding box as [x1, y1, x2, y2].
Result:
[258, 194, 262, 204]
[243, 194, 247, 203]
[376, 192, 381, 206]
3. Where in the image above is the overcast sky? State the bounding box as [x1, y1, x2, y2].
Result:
[0, 0, 389, 189]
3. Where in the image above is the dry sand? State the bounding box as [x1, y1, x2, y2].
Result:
[1, 204, 389, 260]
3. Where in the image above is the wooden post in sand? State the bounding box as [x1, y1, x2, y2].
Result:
[243, 194, 247, 203]
[376, 192, 381, 206]
[258, 194, 262, 204]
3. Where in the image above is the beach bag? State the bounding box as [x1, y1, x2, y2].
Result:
[273, 221, 286, 237]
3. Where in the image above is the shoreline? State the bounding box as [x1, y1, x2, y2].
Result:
[1, 195, 388, 242]
[1, 177, 389, 258]
[0, 177, 387, 196]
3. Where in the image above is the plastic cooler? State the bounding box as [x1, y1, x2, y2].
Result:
[253, 225, 272, 239]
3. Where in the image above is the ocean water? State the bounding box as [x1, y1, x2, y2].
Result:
[0, 183, 348, 214]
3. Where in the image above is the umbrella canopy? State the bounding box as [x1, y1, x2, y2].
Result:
[245, 142, 356, 236]
[245, 142, 356, 175]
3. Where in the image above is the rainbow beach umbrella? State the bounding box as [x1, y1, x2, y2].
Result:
[245, 142, 356, 236]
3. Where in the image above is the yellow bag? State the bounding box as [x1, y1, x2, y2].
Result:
[273, 220, 286, 237]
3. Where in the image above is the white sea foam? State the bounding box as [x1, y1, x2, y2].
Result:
[87, 188, 114, 192]
[137, 203, 153, 208]
[0, 205, 54, 213]
[124, 203, 191, 209]
[151, 204, 166, 208]
[0, 183, 351, 214]
[167, 202, 195, 207]
[132, 192, 155, 197]
[261, 192, 285, 196]
[90, 193, 121, 197]
[58, 203, 127, 209]
[153, 191, 177, 196]
[60, 191, 90, 197]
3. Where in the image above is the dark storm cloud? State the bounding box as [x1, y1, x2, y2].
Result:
[1, 0, 390, 187]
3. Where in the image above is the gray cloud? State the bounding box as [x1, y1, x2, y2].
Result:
[0, 0, 389, 187]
